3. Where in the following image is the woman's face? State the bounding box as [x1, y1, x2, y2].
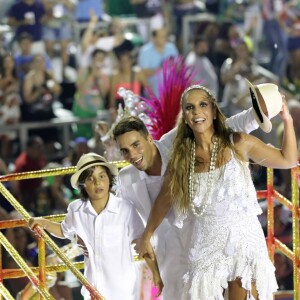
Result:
[119, 52, 133, 66]
[182, 89, 216, 134]
[92, 52, 105, 70]
[235, 43, 250, 60]
[3, 55, 14, 70]
[32, 54, 45, 70]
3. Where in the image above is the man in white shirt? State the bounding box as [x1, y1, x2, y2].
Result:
[185, 36, 219, 97]
[113, 108, 259, 300]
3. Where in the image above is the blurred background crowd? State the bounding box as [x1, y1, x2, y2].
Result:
[0, 0, 299, 299]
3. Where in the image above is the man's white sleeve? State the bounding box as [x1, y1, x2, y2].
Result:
[225, 108, 259, 133]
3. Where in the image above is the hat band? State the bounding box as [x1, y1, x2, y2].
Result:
[78, 160, 107, 171]
[249, 88, 264, 123]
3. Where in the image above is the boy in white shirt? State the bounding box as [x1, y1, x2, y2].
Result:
[29, 153, 163, 300]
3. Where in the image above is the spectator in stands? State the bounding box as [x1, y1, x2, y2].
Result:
[172, 0, 200, 52]
[212, 21, 240, 73]
[137, 26, 178, 97]
[259, 200, 293, 249]
[274, 251, 293, 291]
[262, 0, 289, 79]
[0, 205, 14, 250]
[0, 158, 18, 213]
[283, 45, 300, 96]
[195, 21, 220, 65]
[72, 48, 110, 139]
[41, 0, 76, 60]
[185, 35, 219, 97]
[43, 162, 73, 213]
[6, 0, 47, 54]
[13, 135, 47, 209]
[22, 53, 61, 148]
[46, 45, 78, 112]
[276, 99, 300, 199]
[109, 48, 148, 118]
[78, 10, 106, 69]
[0, 0, 14, 22]
[220, 38, 261, 116]
[14, 32, 53, 81]
[3, 227, 38, 298]
[79, 11, 133, 74]
[130, 0, 164, 42]
[62, 137, 91, 196]
[0, 53, 21, 159]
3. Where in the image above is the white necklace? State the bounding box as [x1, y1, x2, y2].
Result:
[189, 137, 218, 217]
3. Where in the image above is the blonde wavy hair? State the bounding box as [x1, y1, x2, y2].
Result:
[168, 85, 236, 212]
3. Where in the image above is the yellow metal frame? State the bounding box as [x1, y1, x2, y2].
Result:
[0, 163, 299, 299]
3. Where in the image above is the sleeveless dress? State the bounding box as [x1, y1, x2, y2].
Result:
[174, 151, 278, 300]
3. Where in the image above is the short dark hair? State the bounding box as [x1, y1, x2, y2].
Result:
[18, 32, 33, 43]
[91, 48, 106, 59]
[26, 136, 43, 148]
[77, 166, 115, 201]
[113, 116, 149, 140]
[193, 35, 208, 46]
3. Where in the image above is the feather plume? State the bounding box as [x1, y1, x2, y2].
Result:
[142, 56, 202, 140]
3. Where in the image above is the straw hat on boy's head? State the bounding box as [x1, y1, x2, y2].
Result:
[246, 79, 283, 133]
[70, 153, 118, 189]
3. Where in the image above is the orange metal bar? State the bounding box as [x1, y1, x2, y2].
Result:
[291, 166, 300, 300]
[0, 232, 54, 299]
[274, 238, 295, 261]
[257, 190, 267, 199]
[266, 168, 275, 262]
[0, 214, 65, 230]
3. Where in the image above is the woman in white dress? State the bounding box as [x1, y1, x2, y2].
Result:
[137, 84, 298, 300]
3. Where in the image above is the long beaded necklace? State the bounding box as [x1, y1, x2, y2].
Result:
[189, 136, 218, 217]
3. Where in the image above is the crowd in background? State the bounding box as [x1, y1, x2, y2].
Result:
[0, 0, 299, 299]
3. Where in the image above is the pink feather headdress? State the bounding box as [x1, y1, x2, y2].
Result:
[142, 56, 201, 139]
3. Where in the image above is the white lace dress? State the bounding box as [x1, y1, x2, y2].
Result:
[174, 153, 278, 300]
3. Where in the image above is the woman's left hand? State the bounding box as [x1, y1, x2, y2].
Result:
[279, 94, 292, 122]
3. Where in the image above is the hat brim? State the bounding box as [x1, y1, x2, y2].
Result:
[70, 162, 118, 190]
[245, 79, 272, 133]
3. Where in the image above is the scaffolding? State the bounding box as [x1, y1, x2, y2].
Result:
[0, 163, 299, 299]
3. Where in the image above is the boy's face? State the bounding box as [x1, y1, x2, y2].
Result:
[115, 131, 154, 172]
[84, 166, 110, 201]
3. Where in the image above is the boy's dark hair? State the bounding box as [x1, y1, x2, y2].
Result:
[113, 116, 149, 140]
[77, 166, 115, 201]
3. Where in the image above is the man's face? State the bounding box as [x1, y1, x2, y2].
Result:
[153, 28, 167, 48]
[19, 38, 32, 53]
[195, 41, 208, 57]
[116, 131, 154, 172]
